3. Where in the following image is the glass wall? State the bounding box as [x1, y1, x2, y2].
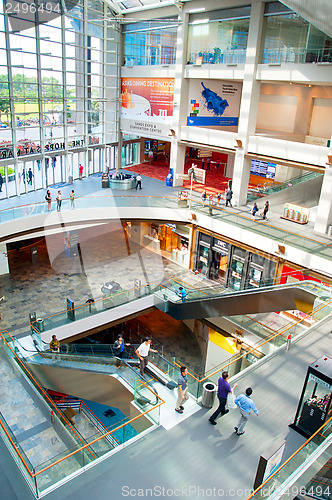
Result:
[123, 20, 178, 66]
[0, 0, 118, 198]
[261, 2, 332, 64]
[187, 7, 250, 65]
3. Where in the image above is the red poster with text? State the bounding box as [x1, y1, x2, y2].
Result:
[121, 78, 174, 119]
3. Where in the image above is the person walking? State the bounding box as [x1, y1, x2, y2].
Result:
[70, 190, 75, 209]
[178, 287, 187, 303]
[175, 366, 189, 414]
[225, 187, 233, 207]
[201, 158, 205, 170]
[136, 174, 142, 190]
[79, 164, 83, 180]
[251, 202, 259, 219]
[234, 387, 259, 435]
[135, 338, 157, 377]
[217, 192, 222, 205]
[262, 201, 269, 220]
[209, 194, 214, 206]
[50, 334, 60, 362]
[209, 371, 237, 425]
[206, 158, 211, 171]
[0, 173, 3, 192]
[216, 159, 220, 170]
[45, 190, 52, 211]
[56, 190, 62, 211]
[201, 190, 207, 206]
[28, 167, 33, 185]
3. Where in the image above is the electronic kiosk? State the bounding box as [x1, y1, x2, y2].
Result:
[290, 356, 332, 438]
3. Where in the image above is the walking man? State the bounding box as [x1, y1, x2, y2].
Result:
[225, 187, 233, 207]
[209, 371, 237, 425]
[175, 366, 189, 414]
[136, 174, 142, 190]
[234, 387, 259, 435]
[135, 338, 157, 377]
[79, 164, 83, 180]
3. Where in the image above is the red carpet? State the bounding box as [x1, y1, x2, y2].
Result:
[124, 158, 232, 197]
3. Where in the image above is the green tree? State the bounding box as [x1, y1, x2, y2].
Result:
[0, 98, 10, 122]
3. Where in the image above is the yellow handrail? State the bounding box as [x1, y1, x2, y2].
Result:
[245, 415, 332, 500]
[0, 329, 164, 479]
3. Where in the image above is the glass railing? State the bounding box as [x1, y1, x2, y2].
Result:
[245, 415, 332, 499]
[261, 47, 332, 64]
[187, 48, 247, 65]
[247, 171, 322, 202]
[170, 295, 332, 400]
[0, 329, 164, 496]
[1, 194, 331, 262]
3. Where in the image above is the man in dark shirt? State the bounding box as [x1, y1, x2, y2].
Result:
[175, 366, 189, 414]
[209, 371, 237, 425]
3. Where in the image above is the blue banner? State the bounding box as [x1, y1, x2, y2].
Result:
[187, 116, 238, 126]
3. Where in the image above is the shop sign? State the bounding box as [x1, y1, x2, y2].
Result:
[0, 138, 85, 159]
[121, 118, 171, 137]
[213, 239, 229, 253]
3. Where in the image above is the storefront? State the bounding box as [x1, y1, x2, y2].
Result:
[128, 221, 190, 268]
[194, 231, 277, 289]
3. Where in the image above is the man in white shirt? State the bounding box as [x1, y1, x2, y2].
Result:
[136, 175, 142, 190]
[135, 338, 157, 376]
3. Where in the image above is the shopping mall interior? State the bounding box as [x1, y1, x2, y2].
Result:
[0, 0, 332, 499]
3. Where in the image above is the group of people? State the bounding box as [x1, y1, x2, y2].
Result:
[45, 189, 76, 211]
[251, 201, 269, 220]
[201, 188, 233, 207]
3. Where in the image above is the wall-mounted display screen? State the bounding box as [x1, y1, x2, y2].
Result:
[250, 159, 276, 179]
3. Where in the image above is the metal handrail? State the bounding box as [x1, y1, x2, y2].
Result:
[244, 415, 332, 500]
[0, 329, 164, 480]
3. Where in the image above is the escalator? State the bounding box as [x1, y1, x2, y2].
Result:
[155, 280, 331, 321]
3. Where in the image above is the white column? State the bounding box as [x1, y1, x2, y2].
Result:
[0, 243, 9, 276]
[170, 10, 189, 187]
[314, 163, 332, 235]
[232, 0, 265, 206]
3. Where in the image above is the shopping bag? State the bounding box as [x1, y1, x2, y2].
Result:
[227, 392, 237, 410]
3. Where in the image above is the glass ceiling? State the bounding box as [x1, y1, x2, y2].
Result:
[111, 0, 173, 12]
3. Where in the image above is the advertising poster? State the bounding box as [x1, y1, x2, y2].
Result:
[187, 80, 242, 127]
[121, 78, 174, 121]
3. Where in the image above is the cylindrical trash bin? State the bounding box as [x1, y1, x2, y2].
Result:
[201, 382, 217, 408]
[36, 318, 44, 333]
[283, 207, 289, 218]
[328, 225, 332, 236]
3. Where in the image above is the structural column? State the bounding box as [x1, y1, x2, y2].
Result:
[232, 0, 265, 206]
[171, 10, 189, 187]
[0, 243, 9, 276]
[314, 163, 332, 235]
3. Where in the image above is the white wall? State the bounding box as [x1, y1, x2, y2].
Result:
[309, 98, 332, 137]
[256, 95, 298, 133]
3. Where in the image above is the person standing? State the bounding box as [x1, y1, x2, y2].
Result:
[50, 334, 60, 362]
[79, 164, 83, 180]
[45, 190, 52, 211]
[206, 158, 211, 171]
[70, 190, 75, 209]
[217, 192, 222, 205]
[0, 173, 3, 192]
[209, 194, 214, 206]
[209, 371, 237, 425]
[178, 287, 187, 303]
[201, 190, 207, 206]
[225, 187, 233, 207]
[216, 159, 220, 170]
[56, 190, 62, 211]
[262, 201, 269, 220]
[135, 338, 157, 377]
[136, 174, 142, 190]
[175, 366, 189, 414]
[234, 387, 259, 435]
[201, 158, 205, 170]
[113, 334, 130, 368]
